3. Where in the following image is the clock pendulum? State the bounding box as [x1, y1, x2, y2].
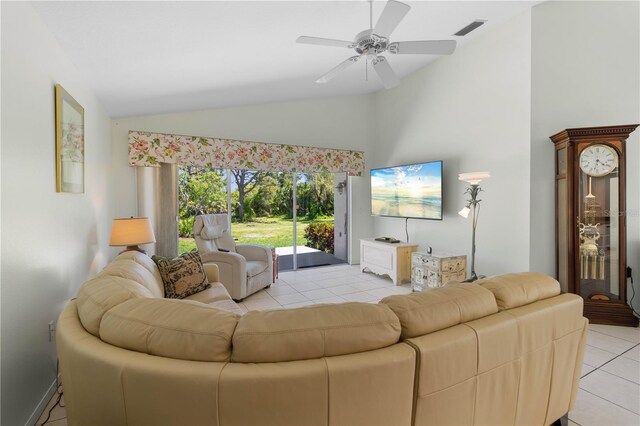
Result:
[578, 177, 604, 281]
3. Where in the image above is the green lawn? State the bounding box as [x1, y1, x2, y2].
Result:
[179, 216, 332, 254]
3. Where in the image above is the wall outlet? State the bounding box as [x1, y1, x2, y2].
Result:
[48, 321, 56, 342]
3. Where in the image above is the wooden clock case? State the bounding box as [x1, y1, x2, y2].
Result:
[550, 124, 639, 327]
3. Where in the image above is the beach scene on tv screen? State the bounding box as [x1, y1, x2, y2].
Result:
[371, 162, 442, 219]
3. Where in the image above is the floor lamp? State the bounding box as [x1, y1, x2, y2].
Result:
[458, 172, 490, 282]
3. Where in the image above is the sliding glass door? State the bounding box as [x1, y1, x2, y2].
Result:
[228, 170, 303, 253]
[290, 171, 348, 269]
[177, 166, 228, 254]
[178, 167, 348, 270]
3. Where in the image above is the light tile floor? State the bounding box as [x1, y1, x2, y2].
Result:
[37, 264, 640, 426]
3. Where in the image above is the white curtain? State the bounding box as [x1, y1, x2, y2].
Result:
[136, 163, 178, 256]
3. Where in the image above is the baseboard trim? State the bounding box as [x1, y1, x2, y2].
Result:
[25, 378, 57, 426]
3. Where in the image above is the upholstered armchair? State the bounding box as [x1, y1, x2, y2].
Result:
[192, 214, 273, 300]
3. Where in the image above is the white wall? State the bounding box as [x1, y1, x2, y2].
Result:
[531, 1, 640, 311]
[0, 3, 115, 425]
[111, 95, 375, 262]
[371, 10, 532, 277]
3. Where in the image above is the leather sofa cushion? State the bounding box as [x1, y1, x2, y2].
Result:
[231, 303, 401, 362]
[209, 299, 245, 316]
[380, 283, 498, 339]
[184, 282, 232, 304]
[114, 251, 166, 296]
[99, 257, 164, 298]
[100, 298, 240, 362]
[76, 275, 154, 337]
[477, 272, 560, 310]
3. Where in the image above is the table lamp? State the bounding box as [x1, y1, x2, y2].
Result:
[109, 217, 156, 254]
[458, 172, 490, 281]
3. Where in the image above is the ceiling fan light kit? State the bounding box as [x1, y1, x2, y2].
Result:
[297, 0, 458, 89]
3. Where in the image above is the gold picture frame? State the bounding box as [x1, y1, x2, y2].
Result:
[55, 84, 85, 193]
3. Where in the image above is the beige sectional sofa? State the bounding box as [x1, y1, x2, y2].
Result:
[57, 251, 587, 426]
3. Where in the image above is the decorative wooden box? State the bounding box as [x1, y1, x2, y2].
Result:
[411, 252, 467, 291]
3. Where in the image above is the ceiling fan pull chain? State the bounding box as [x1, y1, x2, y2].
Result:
[366, 57, 368, 81]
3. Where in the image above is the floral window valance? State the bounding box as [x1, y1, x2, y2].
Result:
[128, 131, 365, 176]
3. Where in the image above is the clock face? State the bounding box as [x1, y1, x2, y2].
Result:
[579, 144, 618, 177]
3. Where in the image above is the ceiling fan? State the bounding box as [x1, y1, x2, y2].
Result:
[296, 0, 457, 89]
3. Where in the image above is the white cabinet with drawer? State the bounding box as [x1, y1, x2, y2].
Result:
[360, 239, 418, 285]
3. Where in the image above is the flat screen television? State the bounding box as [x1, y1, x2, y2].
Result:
[370, 160, 443, 220]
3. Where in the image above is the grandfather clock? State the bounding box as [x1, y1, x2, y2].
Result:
[550, 124, 639, 326]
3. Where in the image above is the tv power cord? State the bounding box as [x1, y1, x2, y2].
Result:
[628, 266, 640, 319]
[405, 217, 409, 243]
[38, 388, 64, 426]
[38, 360, 65, 426]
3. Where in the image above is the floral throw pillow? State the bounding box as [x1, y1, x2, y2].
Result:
[152, 251, 210, 299]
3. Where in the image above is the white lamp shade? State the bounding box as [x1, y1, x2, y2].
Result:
[458, 206, 471, 218]
[459, 171, 491, 185]
[109, 217, 156, 247]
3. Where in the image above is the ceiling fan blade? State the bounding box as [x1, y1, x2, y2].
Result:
[372, 56, 400, 89]
[297, 36, 354, 49]
[389, 40, 457, 55]
[316, 56, 361, 83]
[373, 0, 410, 38]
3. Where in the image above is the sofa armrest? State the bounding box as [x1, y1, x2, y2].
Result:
[203, 263, 220, 283]
[236, 244, 271, 262]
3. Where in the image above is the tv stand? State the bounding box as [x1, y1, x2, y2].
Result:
[360, 238, 418, 285]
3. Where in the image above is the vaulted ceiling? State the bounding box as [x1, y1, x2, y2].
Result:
[32, 1, 538, 118]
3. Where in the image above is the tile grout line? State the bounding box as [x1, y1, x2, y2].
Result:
[592, 343, 640, 381]
[567, 415, 583, 426]
[595, 345, 640, 385]
[583, 342, 628, 358]
[578, 387, 640, 417]
[580, 367, 597, 380]
[589, 328, 640, 344]
[585, 328, 639, 348]
[585, 365, 640, 387]
[580, 342, 639, 381]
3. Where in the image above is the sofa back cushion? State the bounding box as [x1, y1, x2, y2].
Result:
[99, 252, 164, 298]
[76, 251, 167, 336]
[477, 272, 560, 310]
[231, 303, 401, 363]
[100, 298, 240, 362]
[380, 283, 498, 339]
[76, 275, 154, 336]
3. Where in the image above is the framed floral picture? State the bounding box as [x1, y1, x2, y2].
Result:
[55, 84, 84, 193]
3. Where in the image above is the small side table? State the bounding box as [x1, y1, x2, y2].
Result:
[271, 247, 278, 283]
[411, 252, 467, 291]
